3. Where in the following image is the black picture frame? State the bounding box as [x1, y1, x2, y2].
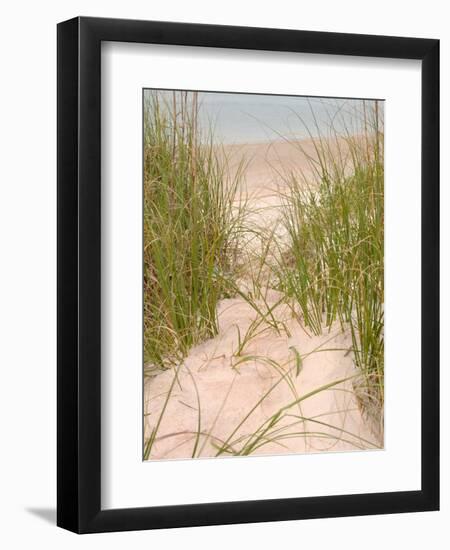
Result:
[57, 16, 439, 533]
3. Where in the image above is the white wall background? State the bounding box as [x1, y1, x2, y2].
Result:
[0, 0, 447, 547]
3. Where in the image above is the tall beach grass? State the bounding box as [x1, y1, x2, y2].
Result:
[143, 90, 244, 371]
[275, 100, 384, 429]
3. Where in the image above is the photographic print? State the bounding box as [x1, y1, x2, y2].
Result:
[57, 17, 439, 531]
[143, 90, 384, 461]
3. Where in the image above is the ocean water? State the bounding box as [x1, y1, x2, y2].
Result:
[144, 90, 383, 145]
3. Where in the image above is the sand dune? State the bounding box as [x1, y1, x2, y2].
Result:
[144, 138, 382, 461]
[144, 294, 379, 460]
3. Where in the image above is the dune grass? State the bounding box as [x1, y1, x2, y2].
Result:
[143, 90, 244, 371]
[275, 100, 384, 425]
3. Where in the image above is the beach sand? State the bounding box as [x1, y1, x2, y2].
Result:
[144, 138, 382, 460]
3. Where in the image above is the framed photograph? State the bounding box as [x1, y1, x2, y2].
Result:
[57, 16, 439, 533]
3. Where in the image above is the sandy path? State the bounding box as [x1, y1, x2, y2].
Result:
[144, 139, 382, 460]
